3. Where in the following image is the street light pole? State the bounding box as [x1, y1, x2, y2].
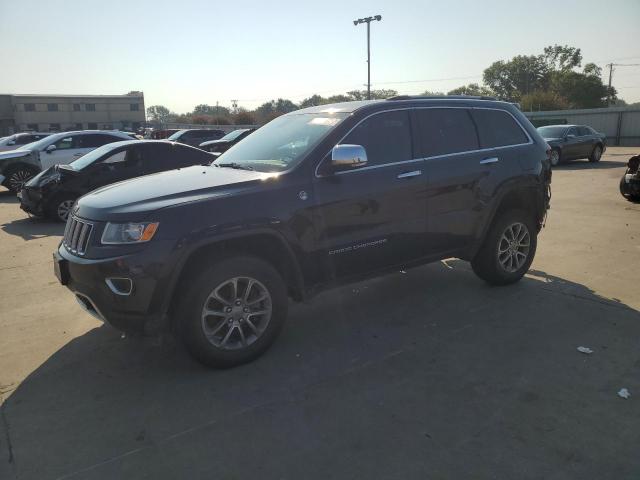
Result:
[353, 15, 382, 100]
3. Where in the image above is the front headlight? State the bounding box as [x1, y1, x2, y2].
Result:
[101, 222, 159, 244]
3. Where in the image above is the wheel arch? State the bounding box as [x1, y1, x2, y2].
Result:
[163, 230, 306, 329]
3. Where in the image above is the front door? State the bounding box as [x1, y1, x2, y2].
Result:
[312, 109, 428, 281]
[40, 135, 88, 169]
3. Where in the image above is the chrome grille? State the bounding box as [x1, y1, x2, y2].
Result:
[63, 215, 94, 256]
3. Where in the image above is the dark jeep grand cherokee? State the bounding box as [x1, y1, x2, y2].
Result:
[54, 97, 552, 368]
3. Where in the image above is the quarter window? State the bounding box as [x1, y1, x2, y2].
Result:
[413, 108, 479, 157]
[342, 110, 412, 166]
[471, 109, 528, 148]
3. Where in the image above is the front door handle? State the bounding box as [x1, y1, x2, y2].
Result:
[397, 170, 422, 179]
[480, 157, 499, 165]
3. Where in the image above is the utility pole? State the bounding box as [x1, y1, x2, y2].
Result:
[605, 62, 640, 106]
[606, 63, 614, 106]
[353, 15, 382, 100]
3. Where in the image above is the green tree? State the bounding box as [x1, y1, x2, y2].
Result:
[234, 111, 255, 125]
[300, 95, 327, 108]
[346, 89, 398, 100]
[447, 83, 493, 96]
[520, 90, 569, 111]
[147, 105, 171, 123]
[483, 55, 549, 101]
[326, 94, 351, 103]
[542, 45, 582, 71]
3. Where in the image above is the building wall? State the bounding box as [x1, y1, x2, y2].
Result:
[525, 107, 640, 146]
[5, 92, 145, 133]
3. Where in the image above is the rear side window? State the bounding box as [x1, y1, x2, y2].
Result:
[577, 126, 590, 136]
[413, 108, 479, 157]
[471, 109, 528, 148]
[342, 110, 412, 166]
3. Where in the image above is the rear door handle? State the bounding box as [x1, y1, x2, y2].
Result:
[479, 157, 499, 165]
[397, 170, 422, 179]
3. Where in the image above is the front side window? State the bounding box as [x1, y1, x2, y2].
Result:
[471, 109, 528, 148]
[414, 108, 479, 157]
[54, 136, 75, 150]
[566, 127, 578, 137]
[216, 113, 348, 172]
[342, 110, 412, 166]
[577, 126, 590, 136]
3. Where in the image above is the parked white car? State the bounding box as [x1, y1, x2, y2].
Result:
[0, 132, 51, 152]
[0, 130, 133, 192]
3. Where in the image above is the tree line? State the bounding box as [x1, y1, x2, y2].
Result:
[147, 45, 636, 126]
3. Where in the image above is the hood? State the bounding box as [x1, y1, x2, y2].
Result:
[76, 165, 270, 221]
[24, 164, 77, 189]
[0, 149, 34, 161]
[200, 139, 230, 147]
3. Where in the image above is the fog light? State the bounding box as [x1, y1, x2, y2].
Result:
[106, 277, 133, 296]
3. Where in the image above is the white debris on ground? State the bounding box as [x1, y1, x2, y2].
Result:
[577, 346, 594, 354]
[618, 388, 631, 399]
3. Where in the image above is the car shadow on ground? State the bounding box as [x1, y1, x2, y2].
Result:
[1, 216, 64, 241]
[2, 260, 639, 479]
[555, 159, 627, 170]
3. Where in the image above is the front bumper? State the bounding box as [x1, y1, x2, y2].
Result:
[55, 241, 176, 335]
[19, 187, 45, 216]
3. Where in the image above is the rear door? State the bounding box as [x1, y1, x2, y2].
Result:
[312, 109, 428, 280]
[414, 107, 490, 253]
[577, 126, 595, 157]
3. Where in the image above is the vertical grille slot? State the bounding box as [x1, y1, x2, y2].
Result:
[63, 216, 94, 256]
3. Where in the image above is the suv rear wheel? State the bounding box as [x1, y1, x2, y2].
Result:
[180, 255, 288, 368]
[471, 209, 537, 285]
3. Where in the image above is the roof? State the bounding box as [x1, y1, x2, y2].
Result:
[293, 97, 513, 116]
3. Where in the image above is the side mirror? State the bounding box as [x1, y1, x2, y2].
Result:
[45, 144, 57, 154]
[330, 144, 368, 171]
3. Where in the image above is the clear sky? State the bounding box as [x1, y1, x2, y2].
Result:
[1, 0, 639, 113]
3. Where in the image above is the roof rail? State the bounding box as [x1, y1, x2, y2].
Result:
[386, 95, 498, 101]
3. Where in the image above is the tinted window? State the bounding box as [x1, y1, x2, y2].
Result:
[471, 109, 528, 148]
[16, 135, 34, 145]
[566, 127, 578, 137]
[54, 136, 76, 150]
[342, 110, 412, 166]
[413, 108, 478, 157]
[577, 126, 590, 136]
[174, 144, 213, 167]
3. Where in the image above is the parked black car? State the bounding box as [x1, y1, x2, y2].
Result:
[199, 128, 255, 153]
[167, 129, 225, 147]
[619, 154, 640, 202]
[54, 96, 551, 368]
[20, 140, 214, 222]
[537, 124, 606, 166]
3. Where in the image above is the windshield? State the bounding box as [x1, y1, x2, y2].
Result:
[537, 126, 567, 138]
[167, 130, 186, 141]
[214, 113, 348, 172]
[69, 142, 123, 170]
[17, 134, 60, 151]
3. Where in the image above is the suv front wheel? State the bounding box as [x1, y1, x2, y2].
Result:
[180, 255, 288, 368]
[471, 209, 538, 285]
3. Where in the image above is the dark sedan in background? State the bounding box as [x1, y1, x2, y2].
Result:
[198, 128, 255, 153]
[19, 140, 214, 221]
[537, 125, 606, 166]
[167, 128, 225, 147]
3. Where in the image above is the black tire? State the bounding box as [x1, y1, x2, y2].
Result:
[550, 148, 562, 167]
[620, 176, 640, 202]
[179, 255, 288, 368]
[3, 165, 39, 193]
[588, 144, 603, 163]
[46, 195, 76, 222]
[471, 209, 538, 286]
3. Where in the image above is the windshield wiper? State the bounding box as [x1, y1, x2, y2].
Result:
[215, 162, 254, 171]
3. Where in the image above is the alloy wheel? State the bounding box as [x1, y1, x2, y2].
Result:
[201, 276, 272, 350]
[497, 222, 531, 273]
[57, 200, 75, 222]
[8, 170, 33, 192]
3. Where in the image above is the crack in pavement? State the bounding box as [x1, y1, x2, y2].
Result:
[1, 394, 16, 476]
